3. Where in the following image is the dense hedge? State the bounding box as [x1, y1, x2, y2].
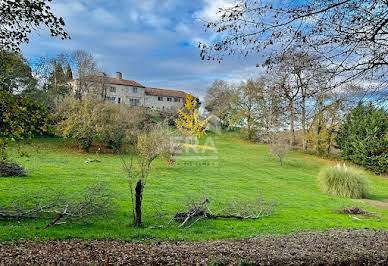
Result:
[336, 103, 387, 174]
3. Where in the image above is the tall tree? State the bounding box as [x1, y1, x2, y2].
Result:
[71, 50, 108, 99]
[230, 80, 263, 141]
[49, 60, 66, 88]
[269, 63, 300, 146]
[0, 0, 70, 52]
[0, 51, 37, 94]
[65, 63, 73, 81]
[25, 53, 72, 111]
[306, 93, 344, 155]
[205, 80, 235, 128]
[258, 77, 285, 143]
[266, 49, 330, 149]
[336, 103, 388, 174]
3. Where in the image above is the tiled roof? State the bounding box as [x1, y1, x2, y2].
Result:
[75, 75, 145, 87]
[145, 87, 187, 98]
[72, 75, 188, 97]
[107, 77, 145, 87]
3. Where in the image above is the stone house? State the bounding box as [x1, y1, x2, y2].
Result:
[69, 72, 187, 110]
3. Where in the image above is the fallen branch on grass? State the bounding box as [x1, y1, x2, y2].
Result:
[0, 184, 112, 228]
[151, 194, 277, 228]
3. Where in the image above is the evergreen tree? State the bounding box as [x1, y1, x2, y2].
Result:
[336, 103, 388, 174]
[65, 63, 73, 81]
[49, 61, 65, 86]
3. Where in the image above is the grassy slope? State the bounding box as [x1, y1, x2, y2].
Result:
[0, 133, 387, 241]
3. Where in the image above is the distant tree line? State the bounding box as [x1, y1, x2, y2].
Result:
[204, 49, 387, 173]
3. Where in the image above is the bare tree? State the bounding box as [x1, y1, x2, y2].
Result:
[204, 80, 235, 128]
[306, 91, 346, 155]
[267, 49, 331, 149]
[200, 0, 388, 100]
[230, 80, 263, 141]
[205, 77, 285, 142]
[121, 124, 175, 226]
[269, 134, 290, 166]
[71, 50, 109, 99]
[271, 69, 300, 146]
[256, 76, 285, 143]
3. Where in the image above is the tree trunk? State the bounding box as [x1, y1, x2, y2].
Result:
[301, 95, 307, 151]
[289, 100, 295, 147]
[135, 179, 143, 226]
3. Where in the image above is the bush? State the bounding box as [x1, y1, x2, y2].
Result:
[55, 97, 151, 152]
[335, 102, 387, 174]
[318, 164, 368, 198]
[0, 162, 26, 177]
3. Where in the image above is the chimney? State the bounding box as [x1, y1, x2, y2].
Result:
[116, 72, 122, 80]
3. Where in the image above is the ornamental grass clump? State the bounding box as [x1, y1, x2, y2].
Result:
[318, 164, 368, 199]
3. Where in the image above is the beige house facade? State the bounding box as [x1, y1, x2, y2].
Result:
[69, 72, 187, 110]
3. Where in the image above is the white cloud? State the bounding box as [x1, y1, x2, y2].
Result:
[91, 8, 121, 27]
[50, 1, 86, 18]
[22, 0, 266, 100]
[195, 0, 236, 21]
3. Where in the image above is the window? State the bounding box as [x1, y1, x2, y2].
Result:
[118, 97, 121, 104]
[133, 87, 137, 93]
[167, 97, 172, 102]
[110, 96, 116, 104]
[127, 97, 140, 106]
[110, 86, 116, 92]
[158, 96, 163, 101]
[174, 98, 180, 102]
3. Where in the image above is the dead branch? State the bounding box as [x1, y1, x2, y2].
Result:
[0, 184, 112, 228]
[153, 194, 277, 229]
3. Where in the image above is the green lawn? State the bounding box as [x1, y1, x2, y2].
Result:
[0, 132, 387, 241]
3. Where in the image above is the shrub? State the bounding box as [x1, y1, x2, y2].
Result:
[55, 97, 151, 152]
[55, 97, 97, 152]
[318, 164, 368, 198]
[0, 162, 26, 177]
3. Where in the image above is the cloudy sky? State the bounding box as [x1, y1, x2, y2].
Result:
[21, 0, 263, 98]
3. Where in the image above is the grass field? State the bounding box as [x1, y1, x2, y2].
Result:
[0, 132, 387, 241]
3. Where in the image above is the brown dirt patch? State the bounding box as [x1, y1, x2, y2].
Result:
[338, 206, 382, 217]
[0, 229, 387, 265]
[353, 199, 388, 210]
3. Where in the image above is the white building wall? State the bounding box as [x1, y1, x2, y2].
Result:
[106, 84, 145, 105]
[144, 95, 184, 110]
[69, 79, 186, 109]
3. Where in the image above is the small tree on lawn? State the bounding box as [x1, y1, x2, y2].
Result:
[175, 93, 210, 143]
[269, 134, 289, 166]
[122, 124, 174, 226]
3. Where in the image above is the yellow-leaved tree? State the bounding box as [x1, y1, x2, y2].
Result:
[175, 94, 210, 141]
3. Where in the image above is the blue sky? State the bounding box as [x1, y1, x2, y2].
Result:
[21, 0, 262, 98]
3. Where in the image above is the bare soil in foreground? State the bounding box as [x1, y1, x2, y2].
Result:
[0, 229, 387, 265]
